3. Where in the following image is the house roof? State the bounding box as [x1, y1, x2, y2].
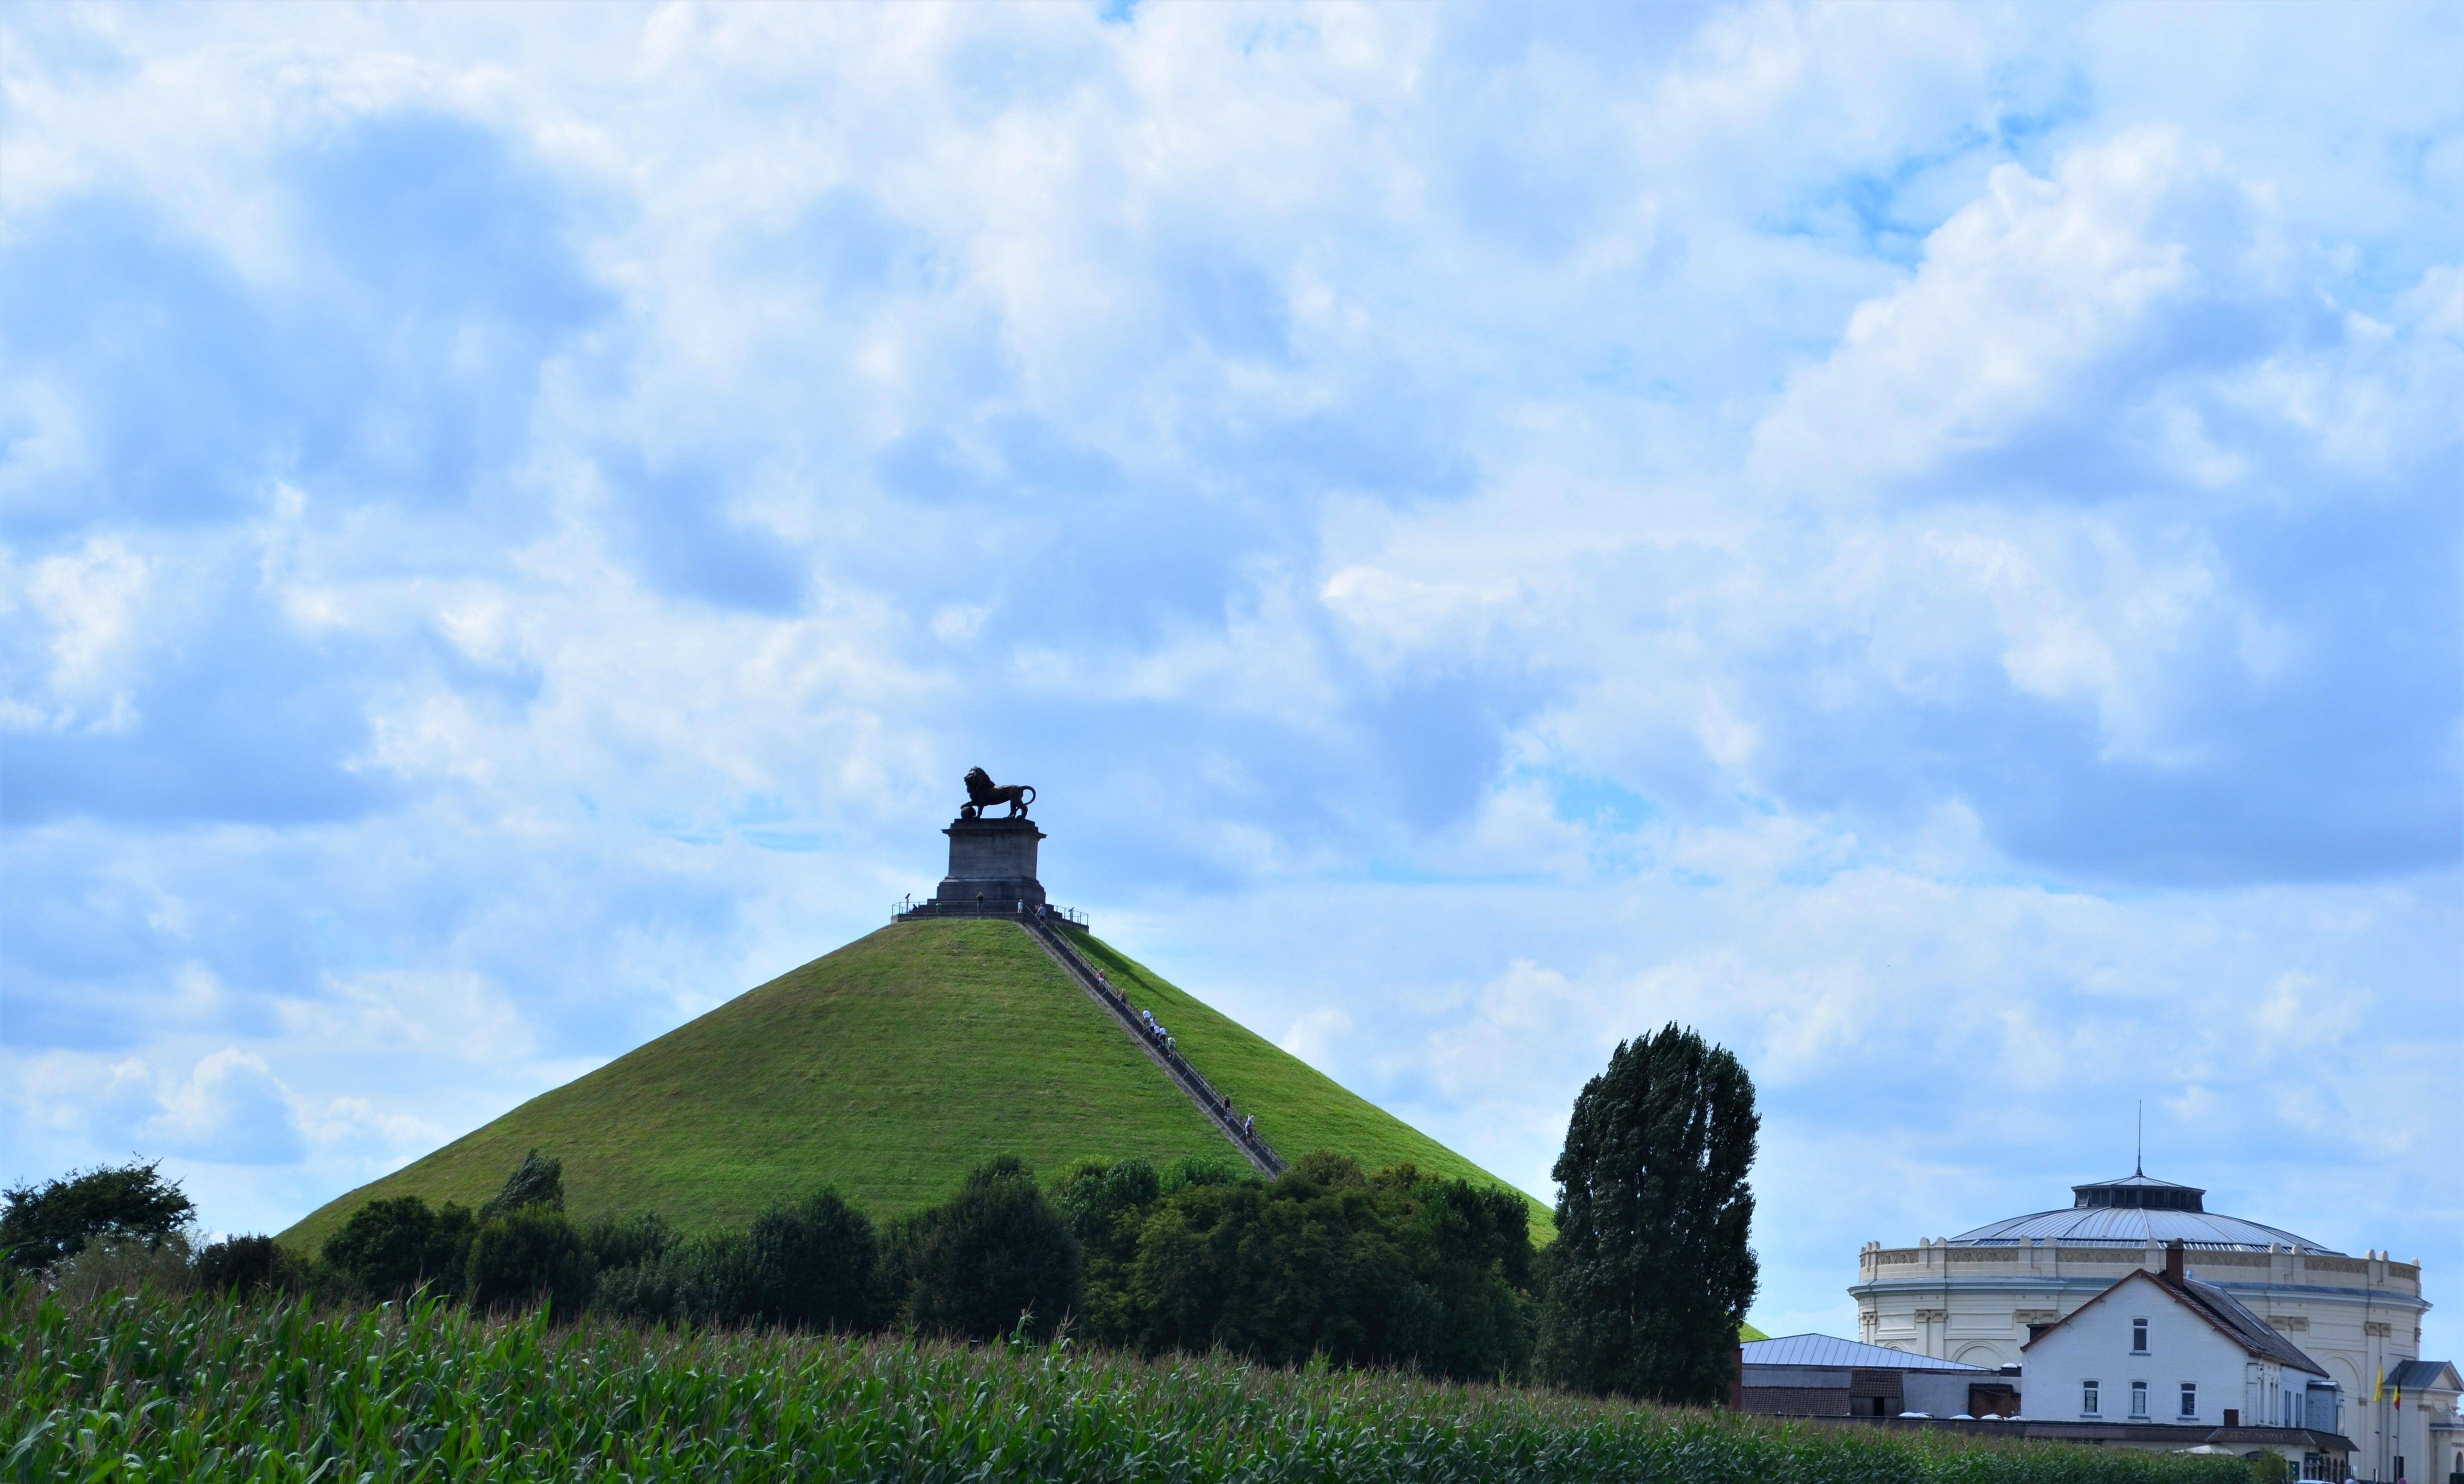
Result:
[2180, 1276, 2328, 1377]
[2204, 1428, 2356, 1452]
[1742, 1334, 1993, 1372]
[2020, 1267, 2326, 1378]
[2388, 1360, 2462, 1392]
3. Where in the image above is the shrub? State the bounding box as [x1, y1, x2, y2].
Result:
[889, 1155, 1080, 1342]
[0, 1160, 195, 1271]
[321, 1196, 476, 1302]
[466, 1204, 591, 1318]
[195, 1234, 308, 1296]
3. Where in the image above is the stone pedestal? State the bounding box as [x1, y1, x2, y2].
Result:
[934, 816, 1047, 910]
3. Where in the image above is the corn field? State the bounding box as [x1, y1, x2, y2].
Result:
[0, 1283, 2254, 1484]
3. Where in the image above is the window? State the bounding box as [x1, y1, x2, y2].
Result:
[2131, 1318, 2150, 1354]
[2130, 1381, 2150, 1418]
[2179, 1383, 2197, 1419]
[2082, 1381, 2100, 1416]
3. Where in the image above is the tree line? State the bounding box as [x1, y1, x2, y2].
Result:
[2, 1023, 1760, 1404]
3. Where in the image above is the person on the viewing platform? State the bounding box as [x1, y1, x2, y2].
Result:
[1242, 1114, 1254, 1138]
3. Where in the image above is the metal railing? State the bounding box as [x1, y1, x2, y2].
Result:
[1019, 914, 1286, 1176]
[893, 894, 1090, 931]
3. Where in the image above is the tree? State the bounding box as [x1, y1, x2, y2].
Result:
[466, 1204, 592, 1317]
[747, 1186, 884, 1332]
[592, 1229, 758, 1328]
[479, 1148, 564, 1220]
[1110, 1153, 1536, 1379]
[1540, 1022, 1758, 1404]
[196, 1234, 308, 1296]
[0, 1160, 196, 1270]
[322, 1196, 476, 1301]
[888, 1156, 1081, 1342]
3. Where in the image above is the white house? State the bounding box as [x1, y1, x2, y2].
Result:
[2024, 1242, 2350, 1476]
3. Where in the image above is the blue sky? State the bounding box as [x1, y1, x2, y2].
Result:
[3, 2, 2458, 1352]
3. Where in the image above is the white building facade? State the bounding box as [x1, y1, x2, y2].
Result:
[2381, 1360, 2462, 1484]
[2022, 1252, 2342, 1474]
[1850, 1170, 2434, 1478]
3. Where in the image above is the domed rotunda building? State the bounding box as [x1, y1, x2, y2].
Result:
[1851, 1168, 2428, 1411]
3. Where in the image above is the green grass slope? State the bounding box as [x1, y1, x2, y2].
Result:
[1064, 928, 1554, 1240]
[282, 920, 1550, 1250]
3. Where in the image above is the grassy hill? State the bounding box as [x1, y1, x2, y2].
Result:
[282, 919, 1551, 1250]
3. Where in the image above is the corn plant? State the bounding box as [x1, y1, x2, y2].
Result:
[0, 1282, 2254, 1484]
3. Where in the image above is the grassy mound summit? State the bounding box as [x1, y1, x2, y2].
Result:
[284, 920, 1546, 1248]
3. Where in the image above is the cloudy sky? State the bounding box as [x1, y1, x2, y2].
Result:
[4, 2, 2458, 1349]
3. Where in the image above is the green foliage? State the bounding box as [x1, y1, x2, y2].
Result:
[745, 1186, 883, 1332]
[0, 1281, 2262, 1484]
[466, 1204, 592, 1318]
[888, 1155, 1082, 1342]
[479, 1148, 564, 1220]
[44, 1234, 196, 1307]
[283, 922, 1546, 1250]
[1542, 1023, 1760, 1404]
[594, 1190, 888, 1333]
[194, 1234, 308, 1296]
[2244, 1451, 2290, 1484]
[1160, 1151, 1246, 1194]
[0, 1160, 195, 1270]
[1054, 1156, 1162, 1244]
[320, 1195, 477, 1302]
[578, 1210, 678, 1274]
[592, 1228, 758, 1327]
[1083, 1152, 1535, 1380]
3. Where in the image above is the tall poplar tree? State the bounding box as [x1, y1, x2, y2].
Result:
[1540, 1022, 1758, 1403]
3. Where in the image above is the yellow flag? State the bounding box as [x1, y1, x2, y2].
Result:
[2374, 1366, 2384, 1403]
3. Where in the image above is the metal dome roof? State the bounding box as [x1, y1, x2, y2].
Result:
[1947, 1170, 2340, 1252]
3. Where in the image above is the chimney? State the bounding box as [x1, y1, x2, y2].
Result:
[2163, 1239, 2186, 1284]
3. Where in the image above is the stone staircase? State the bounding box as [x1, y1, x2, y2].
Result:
[1016, 914, 1287, 1176]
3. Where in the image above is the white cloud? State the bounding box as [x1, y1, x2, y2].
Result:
[145, 1050, 304, 1166]
[1, 0, 2455, 1356]
[278, 970, 538, 1064]
[21, 536, 150, 704]
[1750, 127, 2246, 490]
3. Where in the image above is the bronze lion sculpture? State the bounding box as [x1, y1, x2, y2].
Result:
[961, 767, 1036, 820]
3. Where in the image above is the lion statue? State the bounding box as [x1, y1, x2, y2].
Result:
[961, 766, 1036, 820]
